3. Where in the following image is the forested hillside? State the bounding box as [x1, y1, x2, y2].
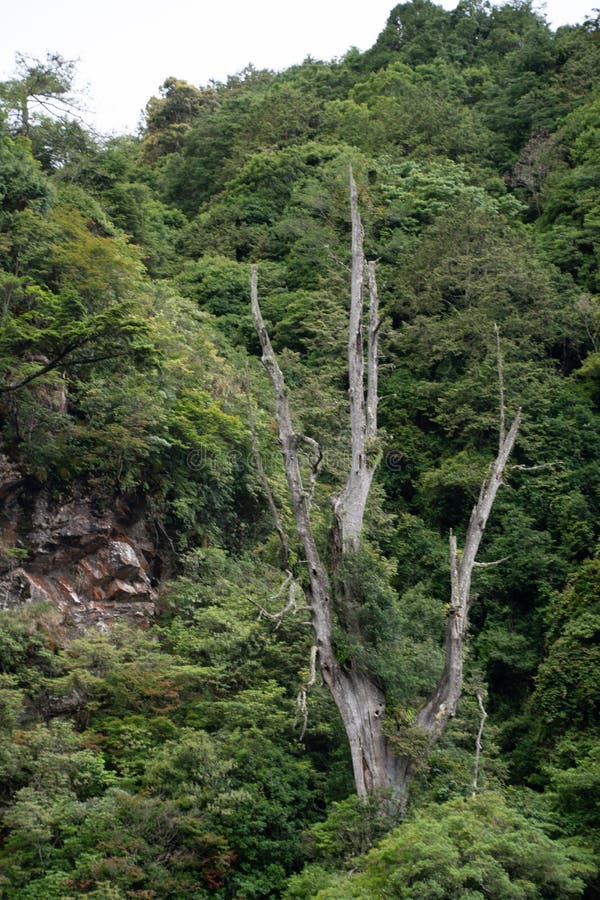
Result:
[0, 2, 599, 897]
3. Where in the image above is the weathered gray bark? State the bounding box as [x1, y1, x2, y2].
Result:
[416, 410, 521, 741]
[250, 169, 520, 805]
[472, 690, 488, 797]
[251, 254, 402, 798]
[332, 175, 380, 555]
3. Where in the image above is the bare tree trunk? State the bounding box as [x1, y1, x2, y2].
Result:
[251, 256, 403, 797]
[332, 174, 380, 556]
[416, 410, 521, 741]
[250, 266, 333, 662]
[328, 665, 412, 799]
[250, 215, 397, 800]
[250, 169, 521, 807]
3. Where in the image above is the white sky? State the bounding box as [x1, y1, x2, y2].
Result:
[0, 0, 596, 135]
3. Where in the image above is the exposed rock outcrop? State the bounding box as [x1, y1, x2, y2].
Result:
[0, 472, 166, 630]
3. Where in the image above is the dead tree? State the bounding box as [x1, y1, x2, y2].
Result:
[250, 169, 520, 806]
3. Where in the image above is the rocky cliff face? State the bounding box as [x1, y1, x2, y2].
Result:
[0, 468, 165, 630]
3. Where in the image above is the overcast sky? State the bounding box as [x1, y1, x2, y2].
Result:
[0, 0, 596, 135]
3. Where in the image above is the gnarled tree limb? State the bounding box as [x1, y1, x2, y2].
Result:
[250, 264, 334, 665]
[332, 171, 381, 554]
[417, 409, 521, 741]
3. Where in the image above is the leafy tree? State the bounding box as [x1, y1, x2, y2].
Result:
[287, 792, 596, 899]
[537, 93, 600, 290]
[532, 554, 600, 756]
[143, 77, 210, 160]
[0, 52, 81, 137]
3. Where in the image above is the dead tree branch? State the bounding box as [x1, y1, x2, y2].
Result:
[332, 171, 381, 555]
[366, 261, 380, 442]
[472, 690, 488, 797]
[473, 557, 509, 569]
[248, 572, 308, 628]
[417, 376, 521, 741]
[296, 433, 323, 508]
[510, 462, 559, 473]
[295, 644, 319, 740]
[249, 263, 334, 664]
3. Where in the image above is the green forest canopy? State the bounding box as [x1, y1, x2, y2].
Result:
[0, 1, 599, 896]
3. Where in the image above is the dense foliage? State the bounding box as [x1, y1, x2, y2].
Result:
[1, 1, 600, 895]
